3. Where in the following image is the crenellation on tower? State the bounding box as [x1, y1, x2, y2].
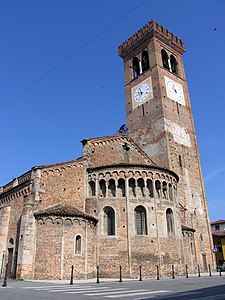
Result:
[118, 20, 185, 59]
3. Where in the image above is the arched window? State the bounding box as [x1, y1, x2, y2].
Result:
[162, 181, 167, 199]
[9, 238, 14, 245]
[129, 178, 136, 197]
[155, 180, 161, 198]
[75, 235, 81, 254]
[108, 179, 116, 197]
[89, 180, 96, 196]
[170, 55, 178, 74]
[99, 179, 106, 197]
[133, 57, 140, 78]
[142, 50, 150, 72]
[118, 178, 125, 197]
[104, 207, 115, 235]
[135, 206, 147, 235]
[146, 179, 153, 198]
[161, 49, 169, 70]
[166, 208, 174, 235]
[137, 178, 145, 197]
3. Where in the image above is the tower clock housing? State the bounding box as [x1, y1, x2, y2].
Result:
[119, 20, 213, 270]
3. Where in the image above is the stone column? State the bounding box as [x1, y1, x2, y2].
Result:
[125, 176, 131, 276]
[16, 196, 36, 279]
[0, 207, 11, 265]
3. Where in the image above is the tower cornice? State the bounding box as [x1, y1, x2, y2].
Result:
[118, 20, 185, 59]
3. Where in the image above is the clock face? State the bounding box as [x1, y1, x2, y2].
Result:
[165, 76, 185, 105]
[167, 81, 183, 101]
[133, 83, 151, 104]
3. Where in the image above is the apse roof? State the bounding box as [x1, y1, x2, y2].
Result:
[34, 202, 98, 223]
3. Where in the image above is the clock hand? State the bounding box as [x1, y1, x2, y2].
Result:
[172, 85, 177, 93]
[138, 88, 143, 95]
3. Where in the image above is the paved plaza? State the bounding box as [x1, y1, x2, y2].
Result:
[1, 275, 225, 300]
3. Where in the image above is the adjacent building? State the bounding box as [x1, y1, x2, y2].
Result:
[211, 220, 225, 266]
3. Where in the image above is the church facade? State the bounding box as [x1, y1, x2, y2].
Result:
[0, 20, 214, 280]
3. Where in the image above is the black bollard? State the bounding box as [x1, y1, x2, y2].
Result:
[70, 265, 74, 285]
[156, 265, 160, 280]
[96, 265, 100, 284]
[139, 266, 142, 281]
[198, 264, 201, 277]
[208, 264, 212, 277]
[172, 265, 175, 279]
[219, 266, 222, 276]
[119, 266, 122, 283]
[2, 263, 8, 287]
[185, 265, 188, 278]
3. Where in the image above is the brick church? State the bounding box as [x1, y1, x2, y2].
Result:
[0, 20, 214, 280]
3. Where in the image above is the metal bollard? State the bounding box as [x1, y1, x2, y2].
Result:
[156, 265, 160, 280]
[219, 267, 222, 276]
[198, 264, 201, 277]
[139, 266, 142, 281]
[172, 265, 175, 279]
[96, 265, 100, 284]
[208, 264, 212, 277]
[119, 266, 122, 283]
[70, 265, 74, 285]
[2, 263, 8, 287]
[185, 264, 188, 278]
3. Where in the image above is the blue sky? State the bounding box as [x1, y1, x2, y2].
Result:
[0, 0, 224, 222]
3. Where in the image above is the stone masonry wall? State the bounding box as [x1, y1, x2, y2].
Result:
[35, 161, 85, 212]
[34, 216, 97, 280]
[84, 135, 153, 168]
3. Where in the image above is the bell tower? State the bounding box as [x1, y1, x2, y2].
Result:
[119, 20, 214, 270]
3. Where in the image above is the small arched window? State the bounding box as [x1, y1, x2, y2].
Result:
[9, 238, 14, 245]
[155, 180, 161, 198]
[99, 179, 106, 197]
[89, 180, 96, 196]
[146, 179, 153, 198]
[168, 183, 173, 201]
[142, 50, 150, 72]
[75, 235, 81, 255]
[104, 206, 115, 236]
[129, 178, 136, 197]
[162, 181, 167, 199]
[166, 208, 174, 235]
[133, 57, 140, 78]
[135, 206, 147, 235]
[190, 242, 194, 255]
[178, 155, 182, 168]
[170, 55, 178, 74]
[137, 178, 145, 197]
[108, 179, 116, 197]
[118, 178, 125, 197]
[161, 49, 169, 70]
